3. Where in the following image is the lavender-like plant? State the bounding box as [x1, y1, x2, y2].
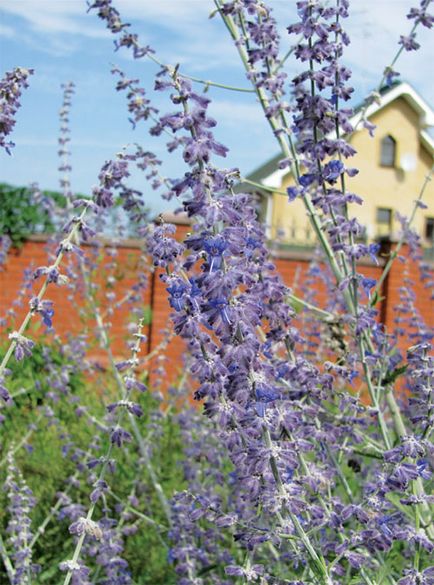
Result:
[0, 1, 433, 583]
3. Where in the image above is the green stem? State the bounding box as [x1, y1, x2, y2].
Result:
[263, 428, 331, 583]
[241, 177, 289, 197]
[286, 293, 336, 322]
[214, 1, 349, 298]
[80, 263, 173, 526]
[61, 322, 144, 585]
[107, 489, 168, 531]
[0, 533, 14, 583]
[0, 204, 89, 382]
[138, 41, 253, 93]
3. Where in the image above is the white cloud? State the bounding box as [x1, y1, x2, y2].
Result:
[3, 0, 431, 91]
[1, 0, 432, 194]
[0, 22, 15, 37]
[0, 0, 107, 38]
[0, 0, 241, 66]
[0, 0, 214, 39]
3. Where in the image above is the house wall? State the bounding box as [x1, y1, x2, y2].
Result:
[271, 97, 434, 246]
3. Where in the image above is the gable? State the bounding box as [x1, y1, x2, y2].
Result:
[248, 82, 434, 190]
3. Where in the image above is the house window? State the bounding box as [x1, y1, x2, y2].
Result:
[376, 207, 392, 237]
[380, 135, 396, 167]
[376, 208, 392, 226]
[425, 217, 434, 242]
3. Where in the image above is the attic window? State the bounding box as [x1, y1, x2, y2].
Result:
[380, 135, 396, 167]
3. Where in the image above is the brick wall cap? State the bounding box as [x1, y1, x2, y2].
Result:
[19, 234, 434, 266]
[153, 211, 191, 225]
[269, 247, 386, 266]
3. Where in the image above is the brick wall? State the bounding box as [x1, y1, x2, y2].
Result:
[0, 229, 432, 383]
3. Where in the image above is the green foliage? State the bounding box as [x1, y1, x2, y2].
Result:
[381, 364, 409, 387]
[0, 341, 185, 584]
[0, 343, 92, 521]
[0, 182, 66, 246]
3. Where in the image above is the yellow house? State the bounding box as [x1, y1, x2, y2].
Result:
[248, 82, 434, 253]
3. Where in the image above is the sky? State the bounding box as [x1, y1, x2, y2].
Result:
[0, 0, 433, 215]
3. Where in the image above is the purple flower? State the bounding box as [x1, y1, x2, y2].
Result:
[287, 186, 299, 201]
[398, 566, 434, 585]
[203, 236, 228, 272]
[69, 517, 103, 540]
[416, 459, 431, 480]
[0, 377, 13, 405]
[33, 265, 68, 285]
[90, 479, 109, 504]
[110, 426, 132, 447]
[407, 4, 433, 28]
[107, 400, 143, 417]
[8, 331, 35, 361]
[322, 159, 344, 184]
[146, 223, 185, 268]
[59, 560, 90, 581]
[368, 243, 381, 264]
[361, 277, 377, 295]
[29, 297, 54, 328]
[225, 564, 265, 580]
[203, 297, 232, 329]
[299, 172, 316, 188]
[399, 34, 421, 51]
[167, 282, 188, 312]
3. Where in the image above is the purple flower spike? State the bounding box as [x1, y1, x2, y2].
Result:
[0, 67, 33, 153]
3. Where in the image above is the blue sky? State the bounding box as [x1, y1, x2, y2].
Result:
[0, 0, 433, 215]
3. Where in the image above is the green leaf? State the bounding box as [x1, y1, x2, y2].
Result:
[382, 364, 408, 386]
[142, 305, 153, 325]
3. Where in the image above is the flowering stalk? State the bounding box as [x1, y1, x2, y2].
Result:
[4, 450, 38, 584]
[214, 0, 348, 292]
[0, 139, 150, 405]
[78, 259, 173, 525]
[60, 320, 145, 585]
[0, 67, 33, 154]
[0, 202, 89, 392]
[58, 82, 75, 209]
[88, 0, 254, 95]
[86, 2, 434, 581]
[217, 2, 430, 483]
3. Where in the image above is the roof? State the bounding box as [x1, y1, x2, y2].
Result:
[247, 81, 434, 190]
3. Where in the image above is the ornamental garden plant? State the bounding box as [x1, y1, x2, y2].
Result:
[0, 1, 433, 584]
